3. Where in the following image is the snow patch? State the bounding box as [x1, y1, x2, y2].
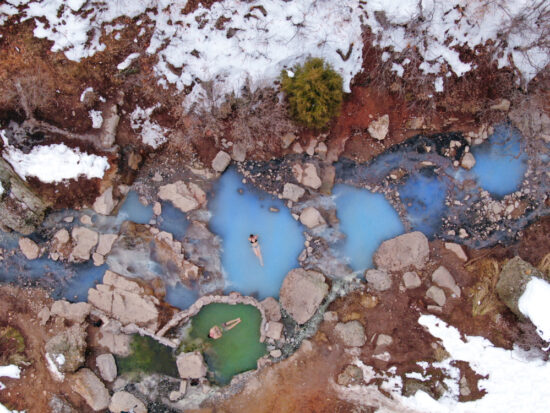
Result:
[117, 52, 140, 70]
[45, 353, 64, 382]
[0, 365, 20, 379]
[80, 87, 93, 102]
[1, 131, 110, 183]
[0, 180, 4, 196]
[518, 277, 550, 341]
[89, 110, 103, 128]
[130, 105, 168, 149]
[434, 77, 444, 93]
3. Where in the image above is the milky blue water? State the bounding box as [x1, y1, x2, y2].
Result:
[333, 184, 404, 271]
[209, 169, 305, 299]
[471, 124, 527, 197]
[116, 191, 154, 224]
[158, 202, 189, 240]
[164, 283, 200, 309]
[398, 172, 448, 236]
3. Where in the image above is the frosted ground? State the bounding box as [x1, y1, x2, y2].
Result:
[1, 0, 547, 110]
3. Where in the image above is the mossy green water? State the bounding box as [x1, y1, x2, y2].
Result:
[183, 303, 266, 385]
[116, 335, 178, 378]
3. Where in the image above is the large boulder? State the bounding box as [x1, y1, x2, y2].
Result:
[19, 237, 40, 260]
[334, 321, 367, 347]
[96, 353, 117, 382]
[70, 227, 99, 262]
[212, 150, 231, 172]
[45, 325, 87, 374]
[50, 300, 91, 324]
[279, 268, 329, 324]
[71, 368, 110, 411]
[260, 297, 281, 322]
[496, 256, 549, 318]
[299, 207, 326, 229]
[92, 186, 116, 215]
[96, 233, 118, 256]
[282, 183, 305, 202]
[368, 114, 389, 141]
[176, 352, 207, 379]
[158, 181, 206, 213]
[373, 232, 429, 272]
[109, 391, 147, 413]
[364, 269, 392, 291]
[88, 270, 160, 330]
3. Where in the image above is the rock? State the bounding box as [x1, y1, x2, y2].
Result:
[70, 227, 99, 262]
[98, 328, 131, 357]
[432, 266, 461, 297]
[71, 369, 110, 411]
[54, 228, 70, 244]
[282, 183, 305, 202]
[461, 153, 476, 170]
[337, 364, 363, 386]
[88, 270, 159, 330]
[231, 143, 246, 162]
[496, 256, 549, 318]
[279, 268, 329, 324]
[92, 252, 104, 266]
[99, 104, 120, 148]
[212, 150, 231, 172]
[176, 351, 207, 379]
[19, 237, 40, 260]
[109, 391, 146, 413]
[299, 207, 326, 229]
[169, 380, 188, 401]
[45, 325, 87, 374]
[50, 300, 91, 324]
[444, 242, 468, 261]
[96, 233, 118, 256]
[376, 334, 393, 347]
[490, 99, 510, 111]
[38, 307, 51, 326]
[459, 376, 471, 396]
[368, 114, 389, 141]
[96, 353, 117, 382]
[364, 269, 392, 291]
[334, 321, 367, 347]
[292, 142, 303, 154]
[301, 163, 322, 189]
[153, 201, 162, 216]
[265, 321, 284, 340]
[80, 214, 93, 225]
[373, 232, 429, 272]
[281, 133, 297, 149]
[92, 187, 115, 215]
[49, 394, 77, 413]
[426, 286, 446, 306]
[402, 271, 421, 289]
[270, 349, 282, 358]
[315, 141, 328, 157]
[323, 311, 338, 322]
[260, 297, 281, 322]
[158, 181, 206, 213]
[406, 116, 425, 130]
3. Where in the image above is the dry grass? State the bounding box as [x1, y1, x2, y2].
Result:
[466, 257, 508, 317]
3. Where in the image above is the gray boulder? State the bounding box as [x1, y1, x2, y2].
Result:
[109, 391, 147, 413]
[71, 368, 110, 411]
[432, 266, 461, 297]
[50, 300, 91, 324]
[279, 268, 329, 324]
[368, 114, 389, 141]
[260, 297, 281, 322]
[70, 227, 99, 262]
[19, 237, 40, 260]
[374, 232, 429, 272]
[299, 207, 326, 229]
[403, 271, 421, 289]
[496, 256, 549, 318]
[426, 286, 446, 307]
[93, 186, 116, 215]
[364, 269, 392, 291]
[334, 321, 367, 347]
[158, 181, 206, 213]
[96, 353, 117, 382]
[282, 183, 305, 202]
[45, 325, 87, 374]
[265, 321, 284, 340]
[176, 351, 207, 379]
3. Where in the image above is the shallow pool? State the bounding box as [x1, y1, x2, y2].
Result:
[333, 184, 404, 271]
[471, 124, 528, 197]
[182, 303, 266, 385]
[209, 169, 304, 299]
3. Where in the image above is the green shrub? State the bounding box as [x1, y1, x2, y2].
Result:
[281, 58, 343, 129]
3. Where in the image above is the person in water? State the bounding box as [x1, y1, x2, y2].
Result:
[208, 318, 242, 339]
[248, 234, 264, 266]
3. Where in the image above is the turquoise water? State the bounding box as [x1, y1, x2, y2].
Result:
[471, 124, 527, 197]
[333, 184, 404, 271]
[209, 169, 305, 299]
[116, 191, 154, 224]
[398, 172, 448, 236]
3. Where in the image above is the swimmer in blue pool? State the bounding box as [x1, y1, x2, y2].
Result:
[248, 234, 264, 266]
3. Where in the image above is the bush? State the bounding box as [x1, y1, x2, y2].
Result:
[281, 58, 343, 129]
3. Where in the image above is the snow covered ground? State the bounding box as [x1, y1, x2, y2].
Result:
[1, 130, 110, 184]
[0, 365, 23, 413]
[1, 0, 546, 109]
[519, 277, 550, 342]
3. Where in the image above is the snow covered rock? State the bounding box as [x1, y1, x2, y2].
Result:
[496, 256, 549, 319]
[45, 325, 87, 374]
[19, 237, 40, 260]
[368, 114, 389, 141]
[212, 151, 231, 172]
[334, 321, 367, 347]
[176, 352, 207, 379]
[374, 232, 430, 272]
[71, 368, 110, 411]
[280, 268, 328, 325]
